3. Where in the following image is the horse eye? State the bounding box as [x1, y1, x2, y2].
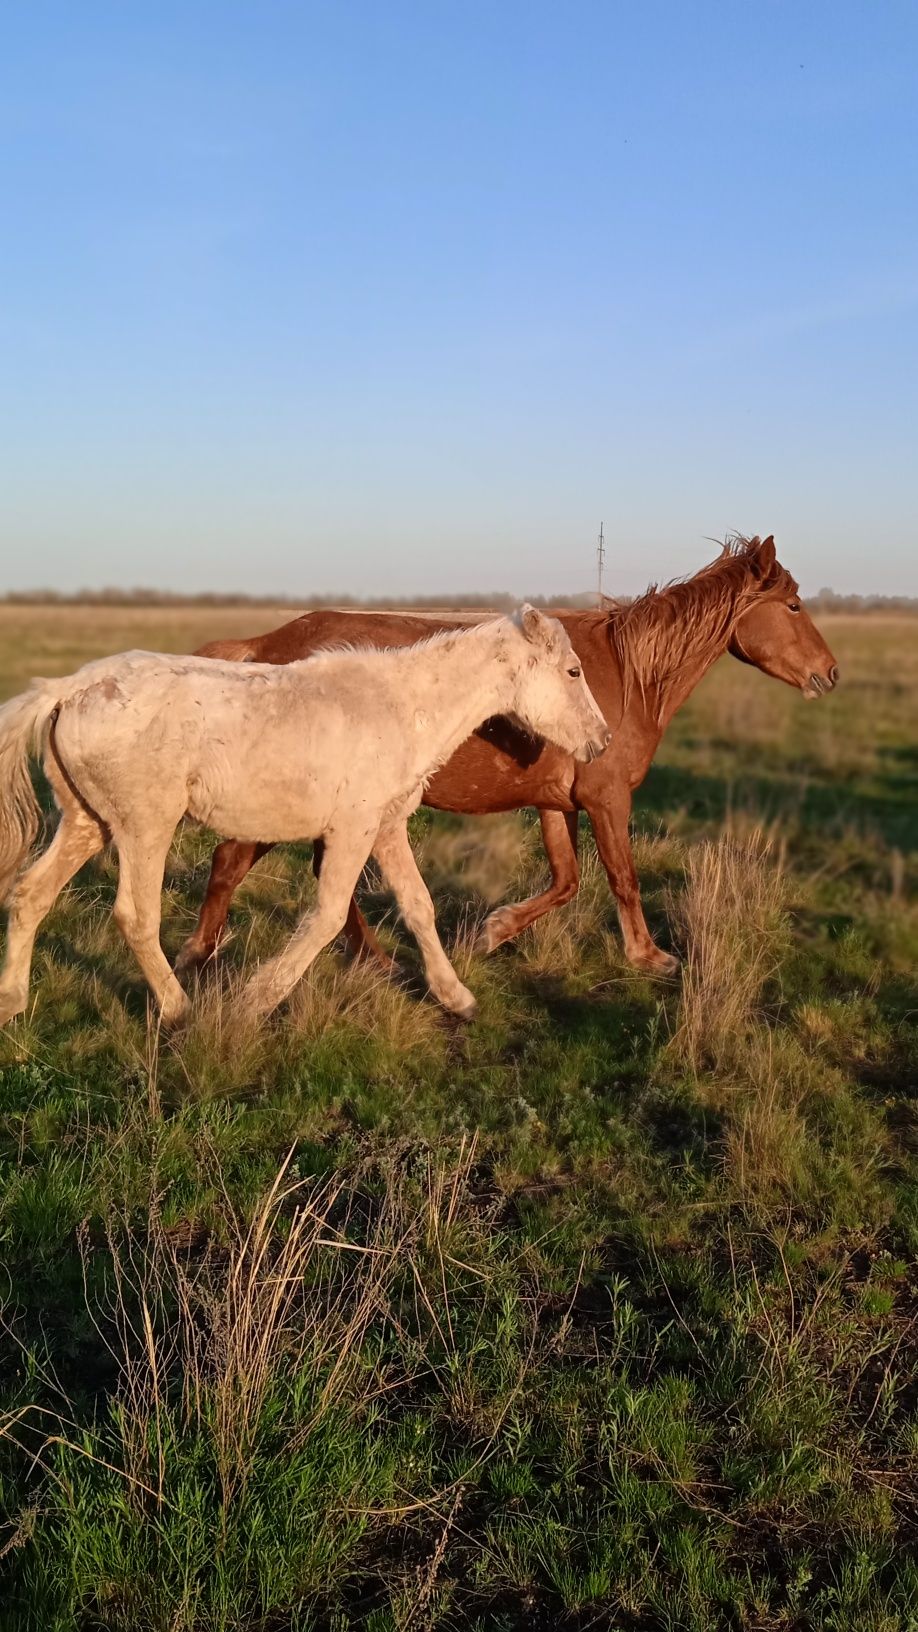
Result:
[567, 666, 581, 678]
[789, 601, 801, 614]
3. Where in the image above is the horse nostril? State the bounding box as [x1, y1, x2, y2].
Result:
[829, 665, 839, 687]
[602, 728, 613, 749]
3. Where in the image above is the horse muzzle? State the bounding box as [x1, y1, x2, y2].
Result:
[577, 728, 613, 763]
[802, 664, 839, 699]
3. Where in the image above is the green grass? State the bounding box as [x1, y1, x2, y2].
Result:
[0, 608, 916, 1630]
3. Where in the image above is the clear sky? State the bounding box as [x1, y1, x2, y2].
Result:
[2, 2, 916, 598]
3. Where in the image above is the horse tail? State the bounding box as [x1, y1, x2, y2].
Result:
[194, 636, 258, 662]
[0, 680, 62, 902]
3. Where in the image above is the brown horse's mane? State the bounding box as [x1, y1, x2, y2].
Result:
[608, 536, 797, 719]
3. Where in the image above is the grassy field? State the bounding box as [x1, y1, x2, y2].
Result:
[0, 605, 916, 1631]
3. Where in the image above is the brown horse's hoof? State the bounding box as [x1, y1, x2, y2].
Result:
[632, 947, 680, 978]
[174, 940, 218, 978]
[477, 907, 518, 954]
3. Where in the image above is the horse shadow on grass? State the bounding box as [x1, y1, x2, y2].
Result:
[637, 752, 918, 856]
[638, 757, 918, 1111]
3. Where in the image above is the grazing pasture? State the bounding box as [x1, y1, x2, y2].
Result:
[0, 604, 916, 1631]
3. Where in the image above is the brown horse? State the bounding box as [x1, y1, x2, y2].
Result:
[176, 536, 838, 978]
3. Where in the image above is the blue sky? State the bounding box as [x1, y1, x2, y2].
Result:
[2, 2, 916, 597]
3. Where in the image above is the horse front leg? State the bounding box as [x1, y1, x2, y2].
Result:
[585, 789, 679, 976]
[175, 839, 273, 974]
[242, 826, 374, 1019]
[477, 809, 580, 952]
[372, 819, 476, 1019]
[312, 838, 397, 973]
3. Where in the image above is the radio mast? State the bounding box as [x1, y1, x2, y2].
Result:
[596, 521, 605, 607]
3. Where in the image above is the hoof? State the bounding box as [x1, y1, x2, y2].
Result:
[477, 908, 516, 955]
[0, 990, 27, 1028]
[174, 941, 216, 978]
[240, 977, 282, 1020]
[159, 992, 192, 1028]
[444, 986, 478, 1022]
[632, 947, 680, 978]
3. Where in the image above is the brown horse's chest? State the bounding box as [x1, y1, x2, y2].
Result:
[425, 732, 576, 814]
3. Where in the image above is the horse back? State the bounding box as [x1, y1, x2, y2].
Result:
[193, 606, 630, 814]
[194, 608, 479, 664]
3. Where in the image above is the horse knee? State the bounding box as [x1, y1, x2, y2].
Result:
[296, 899, 350, 948]
[398, 888, 435, 931]
[113, 895, 137, 940]
[323, 904, 353, 941]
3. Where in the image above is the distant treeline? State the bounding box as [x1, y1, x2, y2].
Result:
[808, 590, 918, 615]
[0, 587, 600, 610]
[0, 586, 915, 613]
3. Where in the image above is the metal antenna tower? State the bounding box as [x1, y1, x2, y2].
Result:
[596, 521, 606, 607]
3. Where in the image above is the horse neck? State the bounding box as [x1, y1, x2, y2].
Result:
[616, 578, 750, 733]
[653, 642, 728, 731]
[393, 622, 517, 765]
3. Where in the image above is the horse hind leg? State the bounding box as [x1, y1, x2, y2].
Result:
[0, 794, 107, 1026]
[477, 809, 580, 953]
[111, 821, 190, 1025]
[171, 833, 394, 979]
[372, 819, 476, 1019]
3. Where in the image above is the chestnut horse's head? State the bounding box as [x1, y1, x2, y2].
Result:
[728, 536, 839, 698]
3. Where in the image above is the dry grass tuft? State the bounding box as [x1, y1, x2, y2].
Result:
[286, 951, 446, 1051]
[71, 1136, 516, 1514]
[418, 812, 534, 907]
[170, 949, 446, 1099]
[170, 968, 270, 1096]
[668, 828, 788, 1075]
[519, 846, 616, 978]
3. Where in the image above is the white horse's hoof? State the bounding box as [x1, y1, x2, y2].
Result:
[0, 990, 27, 1028]
[240, 977, 281, 1020]
[444, 986, 478, 1022]
[159, 992, 192, 1027]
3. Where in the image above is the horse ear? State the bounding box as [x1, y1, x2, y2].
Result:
[517, 604, 549, 644]
[753, 535, 776, 581]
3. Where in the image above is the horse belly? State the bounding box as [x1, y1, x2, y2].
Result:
[187, 715, 394, 842]
[187, 761, 334, 843]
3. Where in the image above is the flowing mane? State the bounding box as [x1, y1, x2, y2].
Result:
[608, 535, 797, 718]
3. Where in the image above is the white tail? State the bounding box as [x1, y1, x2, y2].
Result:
[0, 681, 61, 902]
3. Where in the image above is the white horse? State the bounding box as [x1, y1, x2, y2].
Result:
[0, 608, 610, 1027]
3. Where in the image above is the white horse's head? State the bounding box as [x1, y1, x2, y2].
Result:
[501, 607, 611, 763]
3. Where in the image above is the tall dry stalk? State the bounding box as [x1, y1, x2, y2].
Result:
[668, 828, 788, 1075]
[79, 1138, 500, 1513]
